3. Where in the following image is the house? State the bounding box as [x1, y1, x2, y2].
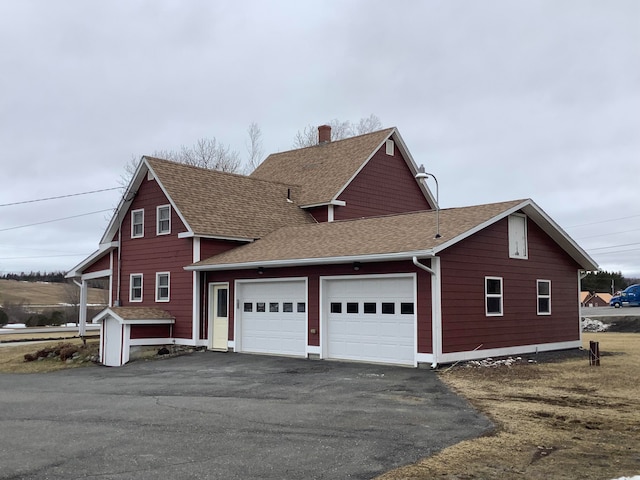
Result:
[581, 292, 612, 307]
[67, 126, 598, 367]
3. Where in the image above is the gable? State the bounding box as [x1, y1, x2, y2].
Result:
[334, 140, 432, 220]
[251, 128, 397, 206]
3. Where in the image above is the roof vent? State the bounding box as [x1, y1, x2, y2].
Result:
[318, 125, 331, 144]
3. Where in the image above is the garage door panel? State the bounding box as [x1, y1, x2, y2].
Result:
[326, 277, 415, 366]
[239, 281, 306, 357]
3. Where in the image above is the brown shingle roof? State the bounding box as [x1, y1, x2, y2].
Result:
[145, 157, 316, 239]
[250, 128, 395, 206]
[108, 307, 175, 320]
[190, 200, 525, 268]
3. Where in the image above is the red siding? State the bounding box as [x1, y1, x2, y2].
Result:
[306, 206, 328, 223]
[117, 177, 194, 339]
[439, 217, 581, 353]
[334, 144, 432, 220]
[203, 260, 432, 352]
[130, 324, 172, 339]
[83, 252, 111, 274]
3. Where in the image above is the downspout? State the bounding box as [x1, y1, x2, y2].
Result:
[578, 270, 589, 346]
[116, 224, 122, 306]
[413, 256, 441, 368]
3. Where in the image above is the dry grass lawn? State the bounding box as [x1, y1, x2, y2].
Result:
[0, 338, 100, 373]
[378, 332, 640, 480]
[0, 278, 107, 306]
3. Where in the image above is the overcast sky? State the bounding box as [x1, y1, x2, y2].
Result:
[1, 0, 639, 281]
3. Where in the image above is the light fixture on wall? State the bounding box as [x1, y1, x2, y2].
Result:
[353, 262, 361, 271]
[257, 267, 264, 275]
[415, 164, 441, 239]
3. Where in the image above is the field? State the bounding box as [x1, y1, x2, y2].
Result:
[379, 332, 640, 480]
[0, 279, 108, 307]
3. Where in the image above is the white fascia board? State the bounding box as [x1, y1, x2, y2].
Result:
[300, 200, 347, 209]
[432, 199, 599, 271]
[186, 249, 435, 272]
[65, 241, 119, 278]
[142, 158, 193, 236]
[178, 231, 255, 242]
[391, 130, 439, 209]
[520, 200, 599, 271]
[100, 158, 149, 244]
[91, 308, 175, 325]
[81, 269, 112, 281]
[433, 200, 532, 255]
[332, 129, 395, 202]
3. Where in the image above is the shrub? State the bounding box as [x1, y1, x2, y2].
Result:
[0, 308, 8, 327]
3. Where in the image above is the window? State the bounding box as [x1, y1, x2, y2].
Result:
[401, 303, 414, 315]
[485, 277, 503, 316]
[346, 302, 359, 314]
[330, 302, 342, 313]
[363, 302, 376, 314]
[283, 302, 293, 312]
[130, 274, 143, 302]
[256, 302, 265, 312]
[385, 139, 394, 155]
[537, 280, 551, 315]
[155, 272, 170, 302]
[244, 302, 253, 312]
[131, 209, 144, 238]
[381, 302, 395, 314]
[157, 205, 171, 235]
[269, 302, 279, 313]
[508, 214, 528, 259]
[297, 302, 306, 313]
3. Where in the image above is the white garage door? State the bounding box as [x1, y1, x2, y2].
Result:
[237, 280, 307, 357]
[325, 276, 415, 365]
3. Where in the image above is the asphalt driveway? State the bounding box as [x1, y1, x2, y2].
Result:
[0, 352, 492, 479]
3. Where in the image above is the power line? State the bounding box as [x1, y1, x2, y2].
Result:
[576, 227, 640, 240]
[0, 187, 121, 207]
[567, 213, 640, 228]
[0, 208, 114, 232]
[0, 253, 88, 260]
[588, 241, 640, 252]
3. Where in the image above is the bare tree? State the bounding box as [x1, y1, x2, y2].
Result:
[292, 114, 383, 148]
[245, 122, 264, 173]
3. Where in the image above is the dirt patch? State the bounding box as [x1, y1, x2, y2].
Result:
[376, 333, 640, 480]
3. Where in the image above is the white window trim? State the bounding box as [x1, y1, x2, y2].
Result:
[537, 279, 551, 315]
[131, 209, 144, 239]
[485, 276, 503, 317]
[155, 272, 170, 302]
[385, 139, 395, 155]
[156, 205, 171, 236]
[508, 213, 528, 260]
[130, 273, 143, 302]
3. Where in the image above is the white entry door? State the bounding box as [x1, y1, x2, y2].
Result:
[324, 276, 416, 366]
[237, 280, 307, 357]
[209, 283, 229, 351]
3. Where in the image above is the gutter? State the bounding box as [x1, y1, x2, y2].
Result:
[413, 256, 440, 369]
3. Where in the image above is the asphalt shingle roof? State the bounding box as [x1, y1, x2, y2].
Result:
[250, 128, 396, 206]
[107, 307, 175, 320]
[191, 200, 525, 268]
[145, 157, 316, 239]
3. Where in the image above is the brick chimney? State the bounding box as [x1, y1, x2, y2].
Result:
[318, 125, 331, 144]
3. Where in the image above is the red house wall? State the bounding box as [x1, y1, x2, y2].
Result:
[83, 253, 111, 274]
[130, 324, 172, 339]
[334, 145, 432, 220]
[306, 206, 328, 223]
[117, 177, 195, 339]
[439, 217, 581, 353]
[204, 260, 432, 352]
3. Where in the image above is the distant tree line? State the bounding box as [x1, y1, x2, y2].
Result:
[581, 270, 640, 294]
[0, 271, 66, 283]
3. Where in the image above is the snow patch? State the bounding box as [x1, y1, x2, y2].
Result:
[582, 317, 609, 332]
